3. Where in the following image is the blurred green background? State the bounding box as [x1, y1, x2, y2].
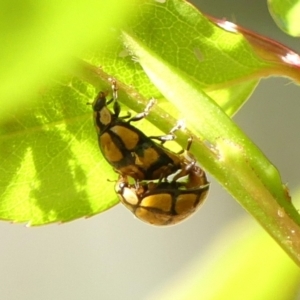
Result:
[1, 0, 300, 299]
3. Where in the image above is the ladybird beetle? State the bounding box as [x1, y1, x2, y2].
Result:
[115, 153, 209, 226]
[89, 80, 184, 181]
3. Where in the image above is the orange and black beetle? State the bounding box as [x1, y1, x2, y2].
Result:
[90, 82, 183, 181]
[115, 151, 209, 226]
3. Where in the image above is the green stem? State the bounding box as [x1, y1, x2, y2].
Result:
[121, 31, 300, 266]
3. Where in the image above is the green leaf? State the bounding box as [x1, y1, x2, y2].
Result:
[1, 0, 300, 244]
[0, 0, 132, 119]
[268, 0, 300, 37]
[120, 0, 300, 264]
[0, 0, 134, 225]
[122, 31, 300, 264]
[0, 80, 119, 225]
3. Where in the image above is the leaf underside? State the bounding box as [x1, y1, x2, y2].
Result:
[0, 0, 297, 226]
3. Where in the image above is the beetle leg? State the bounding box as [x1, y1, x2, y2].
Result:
[109, 78, 122, 118]
[150, 120, 185, 144]
[111, 78, 118, 100]
[106, 97, 114, 105]
[169, 120, 185, 135]
[127, 98, 156, 123]
[186, 136, 193, 151]
[168, 160, 195, 183]
[149, 134, 176, 142]
[113, 100, 121, 118]
[119, 111, 132, 120]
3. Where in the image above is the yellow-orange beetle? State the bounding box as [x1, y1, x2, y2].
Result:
[115, 152, 209, 226]
[90, 81, 183, 181]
